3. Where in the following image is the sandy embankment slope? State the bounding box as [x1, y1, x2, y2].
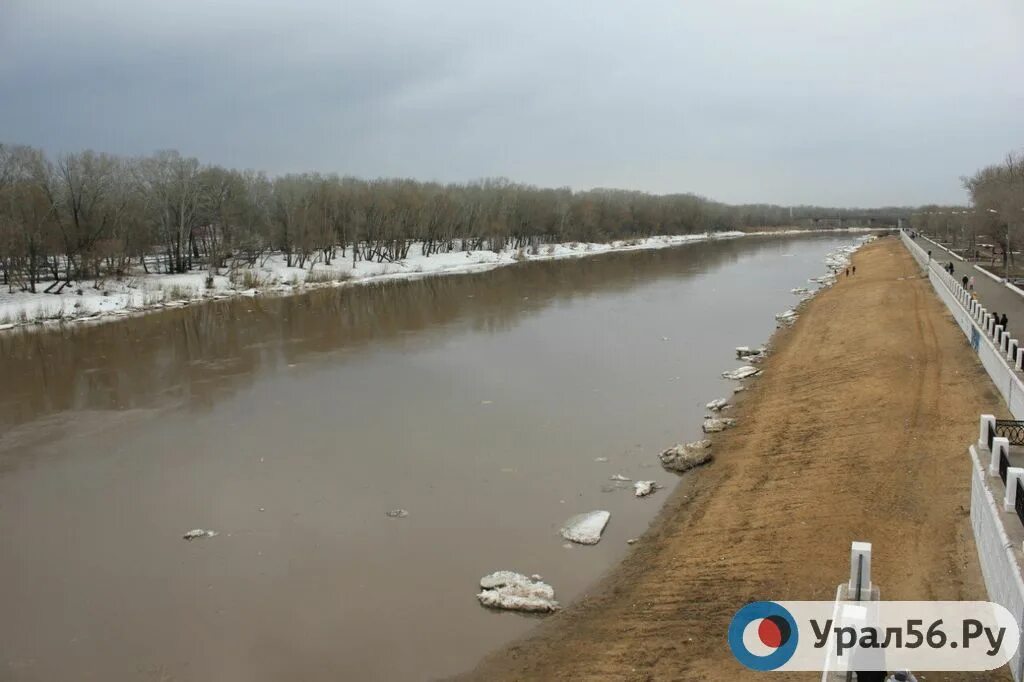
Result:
[460, 236, 1011, 681]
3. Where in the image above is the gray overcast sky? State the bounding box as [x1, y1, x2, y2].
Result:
[1, 1, 1022, 207]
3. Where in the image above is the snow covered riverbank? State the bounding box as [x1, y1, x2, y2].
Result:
[0, 228, 882, 333]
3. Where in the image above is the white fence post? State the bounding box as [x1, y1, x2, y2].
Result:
[849, 541, 872, 600]
[1006, 468, 1024, 512]
[981, 414, 997, 449]
[993, 437, 1011, 477]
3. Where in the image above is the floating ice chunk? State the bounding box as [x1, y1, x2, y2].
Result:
[183, 529, 218, 541]
[659, 440, 713, 472]
[733, 386, 746, 394]
[774, 309, 798, 320]
[736, 345, 767, 359]
[385, 509, 409, 518]
[706, 398, 728, 411]
[560, 511, 611, 545]
[702, 417, 737, 433]
[593, 457, 609, 463]
[722, 365, 760, 380]
[633, 481, 658, 497]
[609, 474, 632, 481]
[790, 287, 811, 295]
[477, 571, 560, 613]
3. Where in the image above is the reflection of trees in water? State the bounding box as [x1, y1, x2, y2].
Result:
[0, 235, 823, 428]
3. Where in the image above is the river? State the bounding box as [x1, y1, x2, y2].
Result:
[0, 233, 856, 681]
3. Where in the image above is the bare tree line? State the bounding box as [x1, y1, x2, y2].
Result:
[912, 149, 1024, 270]
[0, 143, 907, 293]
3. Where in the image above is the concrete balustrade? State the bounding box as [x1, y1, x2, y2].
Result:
[901, 231, 1024, 419]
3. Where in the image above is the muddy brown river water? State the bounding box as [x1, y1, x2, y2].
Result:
[0, 234, 856, 681]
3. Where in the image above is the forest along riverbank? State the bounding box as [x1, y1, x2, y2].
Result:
[0, 229, 879, 333]
[461, 236, 1011, 681]
[0, 235, 858, 682]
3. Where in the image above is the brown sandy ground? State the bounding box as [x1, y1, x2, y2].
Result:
[458, 236, 1011, 681]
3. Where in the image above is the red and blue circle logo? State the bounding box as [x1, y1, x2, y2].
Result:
[728, 601, 799, 671]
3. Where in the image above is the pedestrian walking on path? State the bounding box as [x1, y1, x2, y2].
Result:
[852, 265, 856, 275]
[1002, 313, 1009, 330]
[962, 275, 969, 288]
[969, 275, 975, 291]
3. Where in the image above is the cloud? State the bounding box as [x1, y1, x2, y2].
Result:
[1, 0, 1022, 206]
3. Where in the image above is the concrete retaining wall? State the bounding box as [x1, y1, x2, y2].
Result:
[970, 444, 1024, 680]
[900, 230, 1024, 419]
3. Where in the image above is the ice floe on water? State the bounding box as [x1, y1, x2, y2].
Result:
[705, 398, 729, 411]
[659, 440, 713, 472]
[385, 509, 409, 518]
[633, 481, 658, 497]
[775, 309, 799, 327]
[609, 474, 632, 481]
[735, 346, 766, 359]
[722, 365, 760, 380]
[183, 529, 218, 541]
[702, 417, 736, 433]
[477, 571, 560, 613]
[560, 511, 611, 545]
